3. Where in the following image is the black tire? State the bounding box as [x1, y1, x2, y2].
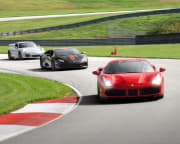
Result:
[8, 51, 13, 60]
[51, 59, 56, 71]
[84, 62, 88, 69]
[97, 86, 108, 103]
[18, 52, 23, 60]
[157, 94, 164, 99]
[99, 96, 108, 103]
[97, 85, 100, 96]
[40, 58, 45, 70]
[85, 60, 88, 68]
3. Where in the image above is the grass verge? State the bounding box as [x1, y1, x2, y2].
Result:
[1, 13, 180, 39]
[0, 73, 75, 116]
[1, 44, 180, 59]
[0, 13, 118, 32]
[48, 44, 180, 59]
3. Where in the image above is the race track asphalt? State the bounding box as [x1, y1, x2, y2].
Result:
[0, 54, 180, 144]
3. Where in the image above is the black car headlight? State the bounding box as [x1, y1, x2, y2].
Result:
[57, 59, 65, 63]
[81, 57, 87, 63]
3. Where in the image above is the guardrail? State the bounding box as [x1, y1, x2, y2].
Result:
[0, 38, 136, 46]
[0, 33, 180, 46]
[136, 33, 180, 44]
[0, 8, 180, 36]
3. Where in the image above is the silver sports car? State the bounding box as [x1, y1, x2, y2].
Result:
[8, 41, 45, 60]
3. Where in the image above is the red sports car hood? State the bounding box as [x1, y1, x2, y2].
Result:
[102, 72, 160, 87]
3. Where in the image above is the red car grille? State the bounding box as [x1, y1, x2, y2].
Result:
[128, 90, 138, 96]
[106, 89, 126, 96]
[140, 87, 160, 95]
[105, 87, 160, 97]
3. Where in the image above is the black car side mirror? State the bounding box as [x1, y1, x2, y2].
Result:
[81, 52, 86, 54]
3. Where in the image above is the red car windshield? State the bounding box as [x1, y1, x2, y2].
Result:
[104, 60, 154, 74]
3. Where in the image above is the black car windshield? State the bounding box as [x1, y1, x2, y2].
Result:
[54, 48, 81, 56]
[19, 42, 36, 48]
[105, 60, 154, 74]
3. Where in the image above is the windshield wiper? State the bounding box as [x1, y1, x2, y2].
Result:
[126, 72, 140, 73]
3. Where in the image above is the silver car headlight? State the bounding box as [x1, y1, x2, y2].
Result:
[41, 48, 45, 52]
[22, 49, 29, 54]
[57, 59, 65, 63]
[22, 49, 26, 52]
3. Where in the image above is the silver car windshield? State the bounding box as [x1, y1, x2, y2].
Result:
[19, 42, 36, 48]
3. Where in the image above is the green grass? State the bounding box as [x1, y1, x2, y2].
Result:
[1, 44, 180, 59]
[50, 44, 180, 59]
[0, 73, 75, 116]
[0, 0, 180, 17]
[1, 13, 180, 39]
[0, 13, 118, 32]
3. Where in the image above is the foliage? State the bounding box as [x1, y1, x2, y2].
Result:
[147, 18, 180, 35]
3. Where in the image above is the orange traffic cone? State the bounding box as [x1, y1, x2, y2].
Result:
[110, 46, 118, 56]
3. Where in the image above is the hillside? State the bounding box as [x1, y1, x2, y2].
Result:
[0, 0, 180, 17]
[1, 13, 180, 40]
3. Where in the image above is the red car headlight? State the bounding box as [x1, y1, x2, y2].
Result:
[152, 74, 161, 85]
[102, 77, 113, 87]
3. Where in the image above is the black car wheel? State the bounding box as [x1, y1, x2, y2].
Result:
[40, 58, 45, 69]
[8, 51, 13, 60]
[18, 52, 23, 60]
[51, 59, 56, 71]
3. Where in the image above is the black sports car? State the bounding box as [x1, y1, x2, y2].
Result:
[40, 48, 88, 70]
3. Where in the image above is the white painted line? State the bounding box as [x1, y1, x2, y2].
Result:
[0, 54, 7, 59]
[0, 125, 35, 142]
[12, 103, 76, 114]
[0, 8, 172, 22]
[0, 64, 82, 142]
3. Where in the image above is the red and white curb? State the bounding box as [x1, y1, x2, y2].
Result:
[0, 96, 79, 142]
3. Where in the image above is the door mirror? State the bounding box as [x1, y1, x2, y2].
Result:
[92, 70, 100, 76]
[81, 52, 86, 54]
[15, 44, 18, 48]
[98, 67, 104, 71]
[152, 65, 156, 71]
[160, 67, 166, 72]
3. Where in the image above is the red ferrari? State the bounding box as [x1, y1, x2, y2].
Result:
[92, 58, 166, 101]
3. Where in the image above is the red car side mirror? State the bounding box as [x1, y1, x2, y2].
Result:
[152, 65, 156, 71]
[98, 67, 103, 71]
[160, 67, 166, 72]
[92, 70, 100, 76]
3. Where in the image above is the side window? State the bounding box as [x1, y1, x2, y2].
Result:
[15, 43, 18, 48]
[50, 50, 54, 56]
[45, 50, 50, 55]
[45, 50, 53, 56]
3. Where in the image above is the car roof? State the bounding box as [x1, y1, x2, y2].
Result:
[53, 48, 76, 51]
[52, 48, 79, 52]
[16, 41, 35, 44]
